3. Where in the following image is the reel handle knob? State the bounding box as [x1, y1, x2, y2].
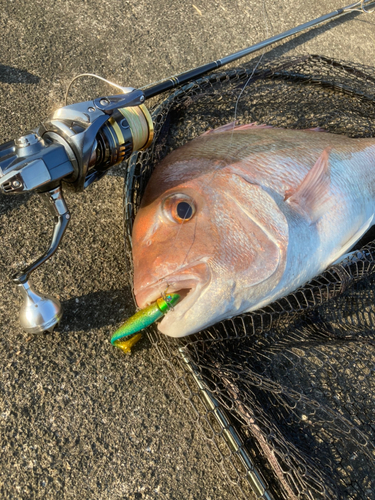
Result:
[18, 280, 62, 334]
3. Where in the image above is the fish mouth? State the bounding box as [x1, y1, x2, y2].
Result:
[135, 262, 210, 319]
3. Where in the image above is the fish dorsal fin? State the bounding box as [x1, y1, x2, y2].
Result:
[202, 122, 273, 135]
[285, 147, 332, 223]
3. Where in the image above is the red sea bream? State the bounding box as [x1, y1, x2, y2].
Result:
[132, 123, 375, 337]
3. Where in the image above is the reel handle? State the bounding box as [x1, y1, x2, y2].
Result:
[12, 185, 70, 286]
[10, 185, 69, 334]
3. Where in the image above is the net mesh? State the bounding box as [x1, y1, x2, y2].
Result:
[123, 55, 375, 500]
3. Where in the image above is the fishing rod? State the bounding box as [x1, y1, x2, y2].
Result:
[0, 0, 373, 335]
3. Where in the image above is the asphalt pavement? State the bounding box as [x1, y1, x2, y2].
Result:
[0, 1, 374, 499]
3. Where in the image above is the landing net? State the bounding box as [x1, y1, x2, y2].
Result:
[124, 55, 375, 500]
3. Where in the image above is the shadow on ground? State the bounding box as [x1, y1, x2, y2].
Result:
[0, 64, 40, 84]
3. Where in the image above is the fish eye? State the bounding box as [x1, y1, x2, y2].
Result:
[176, 201, 193, 220]
[162, 194, 196, 224]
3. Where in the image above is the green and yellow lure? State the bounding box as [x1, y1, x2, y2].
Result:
[111, 293, 180, 353]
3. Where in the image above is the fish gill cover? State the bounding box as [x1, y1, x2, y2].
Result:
[124, 55, 375, 500]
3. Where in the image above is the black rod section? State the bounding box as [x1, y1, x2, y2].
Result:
[144, 0, 374, 100]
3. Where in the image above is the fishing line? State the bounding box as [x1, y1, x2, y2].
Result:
[155, 212, 199, 300]
[160, 0, 272, 280]
[178, 205, 199, 269]
[231, 0, 270, 142]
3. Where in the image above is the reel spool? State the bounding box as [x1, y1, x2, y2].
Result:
[91, 104, 153, 174]
[37, 94, 154, 192]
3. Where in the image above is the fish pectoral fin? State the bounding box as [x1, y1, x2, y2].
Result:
[285, 147, 332, 223]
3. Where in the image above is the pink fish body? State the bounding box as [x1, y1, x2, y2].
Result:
[132, 124, 375, 337]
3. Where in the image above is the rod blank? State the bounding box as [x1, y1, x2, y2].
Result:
[144, 0, 375, 100]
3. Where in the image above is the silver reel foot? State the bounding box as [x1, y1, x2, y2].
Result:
[18, 280, 62, 334]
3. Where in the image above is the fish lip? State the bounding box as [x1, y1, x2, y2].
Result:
[135, 261, 209, 310]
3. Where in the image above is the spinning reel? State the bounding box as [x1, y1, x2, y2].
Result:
[0, 87, 153, 333]
[0, 0, 373, 334]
